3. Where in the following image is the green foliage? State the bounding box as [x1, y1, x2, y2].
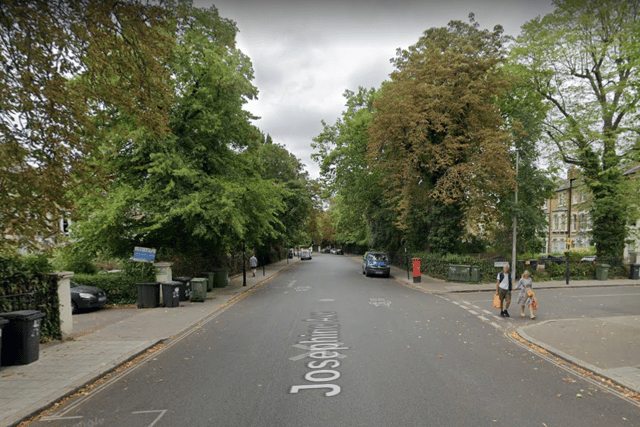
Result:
[0, 254, 60, 340]
[119, 260, 155, 281]
[367, 18, 518, 254]
[70, 3, 301, 261]
[511, 0, 640, 257]
[55, 247, 98, 275]
[0, 0, 174, 251]
[73, 273, 138, 306]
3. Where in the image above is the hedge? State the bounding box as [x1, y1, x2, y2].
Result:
[0, 254, 61, 341]
[390, 252, 628, 283]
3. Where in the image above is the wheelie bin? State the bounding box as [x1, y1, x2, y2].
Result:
[0, 310, 46, 366]
[0, 317, 7, 365]
[137, 282, 160, 308]
[161, 281, 181, 307]
[173, 277, 192, 301]
[190, 278, 207, 302]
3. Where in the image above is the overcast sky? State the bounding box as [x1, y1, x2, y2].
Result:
[194, 0, 555, 179]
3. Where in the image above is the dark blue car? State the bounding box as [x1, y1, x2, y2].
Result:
[362, 252, 391, 278]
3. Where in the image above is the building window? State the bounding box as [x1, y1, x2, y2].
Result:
[554, 215, 559, 231]
[572, 214, 577, 231]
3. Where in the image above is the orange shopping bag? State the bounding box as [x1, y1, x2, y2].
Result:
[492, 293, 501, 309]
[532, 296, 538, 311]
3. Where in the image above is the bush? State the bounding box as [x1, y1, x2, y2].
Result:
[73, 260, 155, 305]
[55, 248, 98, 275]
[0, 254, 61, 341]
[73, 273, 139, 305]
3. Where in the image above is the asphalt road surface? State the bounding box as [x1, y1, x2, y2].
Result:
[35, 254, 640, 426]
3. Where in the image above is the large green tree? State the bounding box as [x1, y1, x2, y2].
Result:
[368, 17, 514, 253]
[511, 0, 640, 257]
[72, 3, 283, 258]
[312, 87, 400, 251]
[0, 0, 174, 251]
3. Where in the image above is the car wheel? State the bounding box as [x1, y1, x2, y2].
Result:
[71, 300, 78, 315]
[365, 269, 370, 277]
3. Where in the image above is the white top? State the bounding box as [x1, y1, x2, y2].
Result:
[497, 271, 511, 290]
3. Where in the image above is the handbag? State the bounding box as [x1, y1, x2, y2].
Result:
[526, 289, 535, 298]
[532, 296, 538, 311]
[492, 293, 501, 309]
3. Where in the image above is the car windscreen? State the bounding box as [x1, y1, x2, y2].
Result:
[370, 253, 388, 262]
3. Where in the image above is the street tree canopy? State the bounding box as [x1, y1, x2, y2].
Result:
[511, 0, 640, 257]
[368, 17, 515, 252]
[0, 0, 174, 251]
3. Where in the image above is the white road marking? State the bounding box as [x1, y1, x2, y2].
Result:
[452, 301, 460, 305]
[287, 280, 297, 288]
[482, 310, 493, 315]
[40, 417, 83, 421]
[468, 310, 478, 315]
[478, 315, 489, 321]
[319, 299, 335, 302]
[132, 410, 168, 427]
[490, 322, 502, 329]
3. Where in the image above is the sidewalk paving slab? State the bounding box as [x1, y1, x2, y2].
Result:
[0, 258, 299, 427]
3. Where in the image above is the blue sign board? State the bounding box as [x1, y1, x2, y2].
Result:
[133, 247, 156, 263]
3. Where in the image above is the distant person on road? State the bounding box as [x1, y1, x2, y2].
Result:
[515, 270, 535, 319]
[495, 264, 512, 317]
[250, 254, 258, 277]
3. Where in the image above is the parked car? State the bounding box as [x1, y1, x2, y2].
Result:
[300, 248, 312, 260]
[70, 282, 108, 314]
[540, 255, 565, 264]
[330, 248, 336, 254]
[580, 255, 597, 264]
[362, 251, 391, 278]
[335, 249, 343, 255]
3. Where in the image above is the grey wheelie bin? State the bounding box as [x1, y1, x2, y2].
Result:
[0, 317, 7, 365]
[0, 310, 46, 366]
[173, 277, 192, 301]
[137, 282, 160, 308]
[161, 281, 181, 307]
[190, 278, 207, 302]
[211, 268, 229, 288]
[202, 272, 215, 292]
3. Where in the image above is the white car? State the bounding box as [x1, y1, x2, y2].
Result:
[301, 249, 312, 260]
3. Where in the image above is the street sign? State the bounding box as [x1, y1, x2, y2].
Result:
[494, 261, 509, 268]
[133, 247, 156, 263]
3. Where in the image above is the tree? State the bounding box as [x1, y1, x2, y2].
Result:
[71, 3, 283, 258]
[312, 87, 399, 250]
[368, 17, 514, 253]
[0, 0, 175, 251]
[254, 137, 313, 250]
[511, 0, 640, 257]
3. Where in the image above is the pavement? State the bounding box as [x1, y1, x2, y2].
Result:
[1, 254, 639, 427]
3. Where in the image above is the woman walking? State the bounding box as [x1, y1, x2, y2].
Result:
[515, 270, 535, 319]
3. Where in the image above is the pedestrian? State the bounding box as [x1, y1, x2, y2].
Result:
[249, 254, 258, 277]
[515, 270, 535, 319]
[495, 264, 512, 317]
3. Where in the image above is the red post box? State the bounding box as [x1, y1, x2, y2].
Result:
[412, 258, 421, 283]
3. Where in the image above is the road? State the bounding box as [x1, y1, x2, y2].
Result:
[35, 254, 640, 426]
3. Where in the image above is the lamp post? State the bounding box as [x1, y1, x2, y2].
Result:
[242, 240, 247, 286]
[565, 178, 577, 285]
[511, 151, 519, 282]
